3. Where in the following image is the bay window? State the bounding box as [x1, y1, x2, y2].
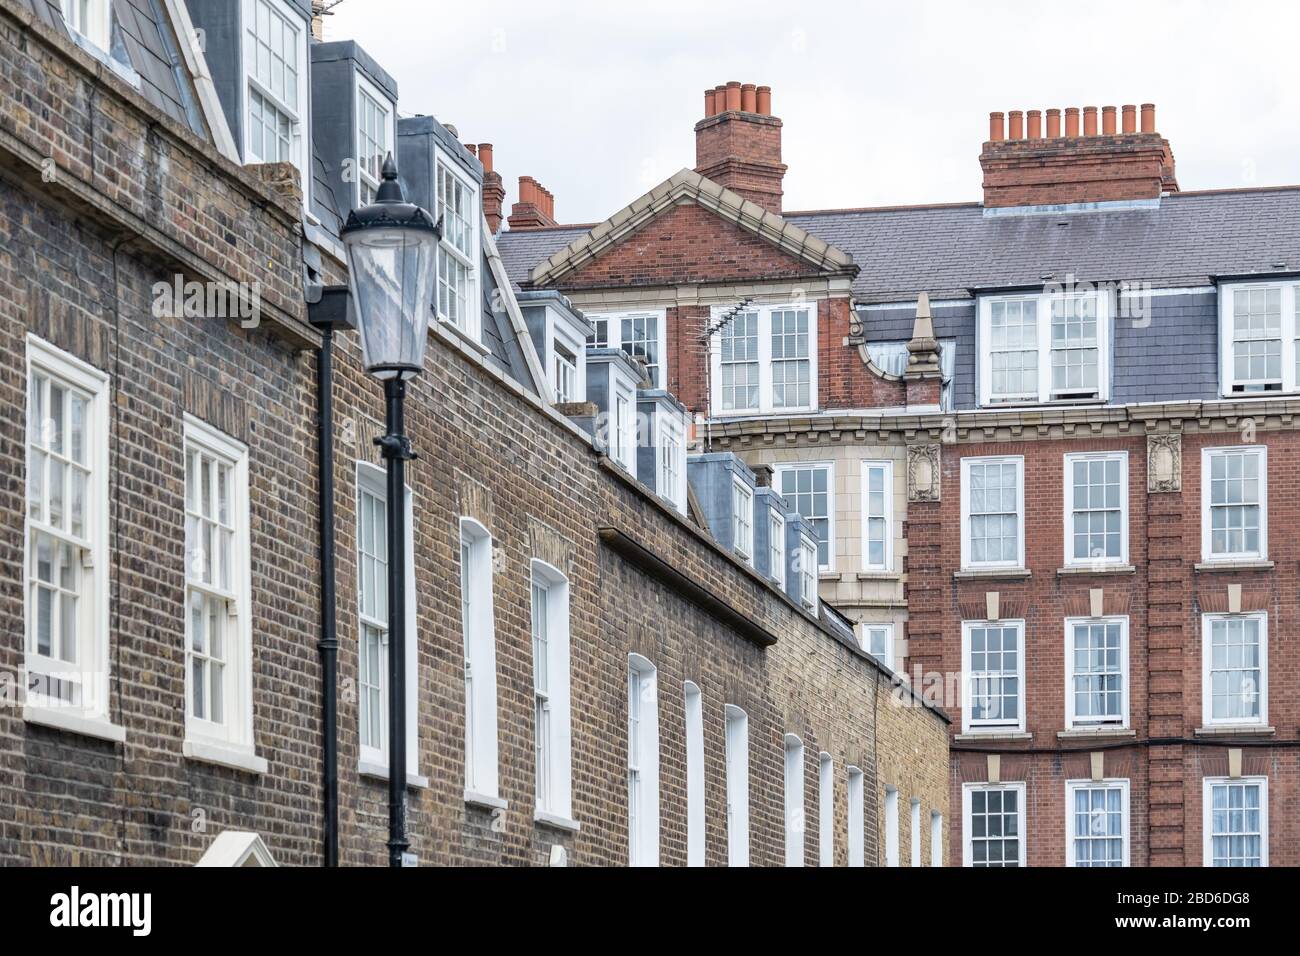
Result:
[978, 290, 1111, 405]
[960, 456, 1024, 570]
[711, 304, 817, 415]
[774, 462, 833, 570]
[962, 620, 1024, 734]
[1064, 452, 1128, 566]
[243, 0, 308, 190]
[963, 782, 1026, 867]
[1066, 779, 1129, 867]
[1201, 446, 1267, 563]
[435, 158, 478, 337]
[1201, 613, 1267, 728]
[1219, 282, 1300, 394]
[1065, 616, 1129, 730]
[1203, 777, 1267, 867]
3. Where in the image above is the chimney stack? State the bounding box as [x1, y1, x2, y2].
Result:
[310, 1, 329, 41]
[507, 175, 557, 229]
[476, 143, 506, 235]
[980, 101, 1178, 208]
[694, 81, 786, 214]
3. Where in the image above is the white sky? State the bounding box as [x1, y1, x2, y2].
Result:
[328, 0, 1300, 224]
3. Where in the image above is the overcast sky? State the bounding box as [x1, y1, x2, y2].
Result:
[327, 0, 1300, 224]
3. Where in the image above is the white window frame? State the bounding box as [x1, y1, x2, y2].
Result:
[961, 619, 1026, 735]
[588, 310, 668, 388]
[861, 622, 895, 670]
[240, 0, 309, 197]
[460, 518, 499, 802]
[434, 150, 480, 339]
[732, 477, 754, 564]
[610, 379, 637, 475]
[930, 810, 943, 867]
[799, 536, 818, 614]
[709, 302, 818, 415]
[861, 459, 894, 572]
[684, 681, 705, 867]
[768, 509, 786, 589]
[772, 461, 835, 571]
[627, 655, 660, 866]
[884, 785, 900, 867]
[1218, 282, 1300, 395]
[61, 0, 112, 51]
[962, 781, 1027, 867]
[724, 704, 749, 867]
[657, 412, 687, 514]
[1064, 615, 1130, 731]
[847, 767, 865, 867]
[354, 71, 394, 208]
[783, 734, 805, 866]
[1063, 451, 1129, 568]
[1202, 776, 1268, 867]
[354, 462, 418, 777]
[531, 560, 572, 822]
[1065, 778, 1130, 867]
[23, 336, 111, 730]
[977, 289, 1112, 406]
[960, 455, 1025, 571]
[1201, 612, 1269, 729]
[818, 752, 834, 866]
[1201, 446, 1268, 563]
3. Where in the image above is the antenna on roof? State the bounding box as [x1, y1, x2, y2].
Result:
[686, 297, 754, 452]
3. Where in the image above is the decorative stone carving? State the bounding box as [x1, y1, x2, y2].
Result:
[907, 443, 941, 502]
[1147, 433, 1182, 492]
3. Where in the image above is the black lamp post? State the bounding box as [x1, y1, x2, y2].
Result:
[340, 154, 440, 868]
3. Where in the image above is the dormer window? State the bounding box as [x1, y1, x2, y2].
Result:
[732, 478, 753, 564]
[553, 344, 578, 403]
[355, 74, 393, 207]
[978, 290, 1111, 406]
[243, 0, 308, 191]
[1219, 283, 1300, 394]
[657, 415, 686, 514]
[61, 0, 111, 51]
[588, 311, 667, 387]
[435, 157, 478, 338]
[710, 304, 817, 415]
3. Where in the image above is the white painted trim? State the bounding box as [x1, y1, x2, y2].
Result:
[353, 70, 395, 207]
[1063, 615, 1131, 731]
[910, 797, 923, 868]
[161, 0, 241, 163]
[1200, 611, 1269, 729]
[683, 680, 705, 867]
[1200, 445, 1268, 563]
[724, 703, 750, 867]
[772, 460, 836, 572]
[961, 619, 1027, 734]
[1202, 776, 1269, 867]
[1064, 778, 1130, 867]
[884, 784, 900, 867]
[627, 654, 660, 866]
[783, 733, 805, 866]
[962, 781, 1028, 867]
[818, 752, 834, 866]
[1063, 451, 1129, 568]
[860, 621, 896, 671]
[183, 738, 268, 775]
[709, 302, 819, 417]
[847, 766, 865, 867]
[1218, 281, 1300, 396]
[195, 830, 278, 867]
[960, 455, 1025, 571]
[432, 145, 480, 339]
[530, 559, 572, 820]
[930, 810, 943, 867]
[23, 704, 125, 743]
[459, 517, 499, 799]
[585, 308, 669, 388]
[239, 0, 310, 201]
[860, 459, 894, 572]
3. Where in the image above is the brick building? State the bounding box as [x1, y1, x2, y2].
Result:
[0, 0, 948, 867]
[498, 86, 1300, 865]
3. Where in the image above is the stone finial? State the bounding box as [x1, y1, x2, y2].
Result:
[905, 293, 941, 371]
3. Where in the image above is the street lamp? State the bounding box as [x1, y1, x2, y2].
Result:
[340, 154, 440, 867]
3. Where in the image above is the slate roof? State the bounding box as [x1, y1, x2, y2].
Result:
[496, 187, 1300, 303]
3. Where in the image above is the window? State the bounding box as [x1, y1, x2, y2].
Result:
[354, 463, 417, 775]
[846, 767, 865, 867]
[768, 510, 786, 588]
[1066, 779, 1130, 867]
[1203, 777, 1267, 867]
[1219, 282, 1300, 394]
[960, 456, 1024, 570]
[460, 519, 499, 800]
[930, 811, 943, 867]
[1201, 613, 1267, 728]
[553, 343, 578, 404]
[61, 0, 111, 50]
[865, 338, 957, 410]
[243, 0, 307, 190]
[774, 463, 833, 569]
[862, 623, 894, 669]
[799, 538, 817, 613]
[24, 337, 110, 723]
[627, 656, 659, 866]
[910, 799, 922, 867]
[355, 74, 392, 206]
[962, 620, 1025, 734]
[684, 682, 705, 867]
[784, 735, 805, 866]
[978, 291, 1110, 405]
[724, 705, 749, 866]
[963, 782, 1026, 867]
[861, 460, 893, 571]
[610, 382, 636, 474]
[1064, 452, 1128, 566]
[1065, 616, 1129, 729]
[818, 753, 834, 866]
[884, 785, 900, 867]
[732, 478, 753, 563]
[588, 311, 667, 387]
[711, 304, 817, 414]
[436, 158, 478, 336]
[1201, 447, 1267, 562]
[531, 561, 572, 820]
[657, 414, 686, 513]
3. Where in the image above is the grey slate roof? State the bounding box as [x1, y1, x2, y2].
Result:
[495, 188, 1300, 303]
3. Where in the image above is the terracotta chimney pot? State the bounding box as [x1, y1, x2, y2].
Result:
[1083, 106, 1098, 136]
[478, 143, 493, 172]
[1046, 108, 1061, 137]
[1101, 106, 1116, 135]
[1008, 110, 1024, 140]
[756, 85, 772, 115]
[725, 81, 742, 112]
[989, 111, 1005, 142]
[1140, 103, 1156, 133]
[1065, 107, 1080, 137]
[1121, 104, 1137, 133]
[1027, 110, 1042, 139]
[741, 83, 757, 113]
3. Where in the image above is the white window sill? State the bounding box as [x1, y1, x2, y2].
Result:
[534, 809, 581, 833]
[954, 730, 1032, 742]
[1058, 564, 1136, 576]
[954, 568, 1031, 580]
[1194, 725, 1275, 737]
[817, 569, 843, 581]
[24, 705, 126, 744]
[465, 788, 508, 812]
[183, 738, 268, 775]
[358, 759, 430, 789]
[1194, 560, 1275, 572]
[1057, 726, 1135, 740]
[855, 569, 901, 581]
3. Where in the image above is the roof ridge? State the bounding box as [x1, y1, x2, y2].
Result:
[784, 199, 983, 217]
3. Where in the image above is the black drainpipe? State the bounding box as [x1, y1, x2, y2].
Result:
[308, 286, 353, 867]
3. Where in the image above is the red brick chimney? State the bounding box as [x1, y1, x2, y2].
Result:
[507, 175, 557, 229]
[980, 102, 1178, 208]
[474, 143, 506, 234]
[694, 81, 786, 214]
